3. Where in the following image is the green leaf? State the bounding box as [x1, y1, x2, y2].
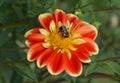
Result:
[0, 0, 3, 6]
[99, 61, 120, 75]
[10, 71, 23, 83]
[0, 75, 6, 83]
[28, 0, 54, 17]
[12, 5, 24, 21]
[26, 0, 32, 10]
[85, 63, 97, 76]
[0, 30, 10, 47]
[13, 61, 38, 83]
[74, 9, 84, 20]
[113, 28, 120, 41]
[93, 21, 101, 29]
[89, 77, 119, 83]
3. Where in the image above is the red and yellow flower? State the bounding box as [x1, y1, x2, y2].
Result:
[24, 9, 99, 77]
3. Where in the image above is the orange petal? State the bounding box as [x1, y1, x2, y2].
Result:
[25, 40, 35, 47]
[64, 53, 83, 77]
[26, 33, 45, 47]
[38, 13, 54, 30]
[47, 52, 64, 75]
[78, 38, 99, 55]
[26, 33, 45, 42]
[27, 42, 45, 61]
[37, 47, 53, 68]
[54, 9, 67, 26]
[74, 21, 98, 40]
[24, 28, 40, 38]
[74, 44, 90, 56]
[67, 14, 80, 30]
[71, 51, 91, 63]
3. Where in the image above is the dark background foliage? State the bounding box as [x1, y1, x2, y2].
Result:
[0, 0, 120, 83]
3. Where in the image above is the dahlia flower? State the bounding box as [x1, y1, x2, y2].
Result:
[25, 9, 99, 77]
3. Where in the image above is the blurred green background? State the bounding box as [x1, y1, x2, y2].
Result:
[0, 0, 120, 83]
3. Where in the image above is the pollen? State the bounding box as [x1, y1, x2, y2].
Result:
[49, 32, 73, 50]
[40, 21, 85, 58]
[43, 30, 84, 58]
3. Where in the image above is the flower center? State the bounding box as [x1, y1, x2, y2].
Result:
[40, 21, 85, 58]
[49, 32, 73, 50]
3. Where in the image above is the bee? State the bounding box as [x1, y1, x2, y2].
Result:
[59, 25, 69, 37]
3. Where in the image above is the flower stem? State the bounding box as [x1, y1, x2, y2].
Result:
[0, 59, 26, 65]
[0, 47, 27, 51]
[84, 72, 120, 81]
[40, 72, 120, 82]
[93, 8, 120, 12]
[0, 21, 28, 29]
[97, 56, 120, 62]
